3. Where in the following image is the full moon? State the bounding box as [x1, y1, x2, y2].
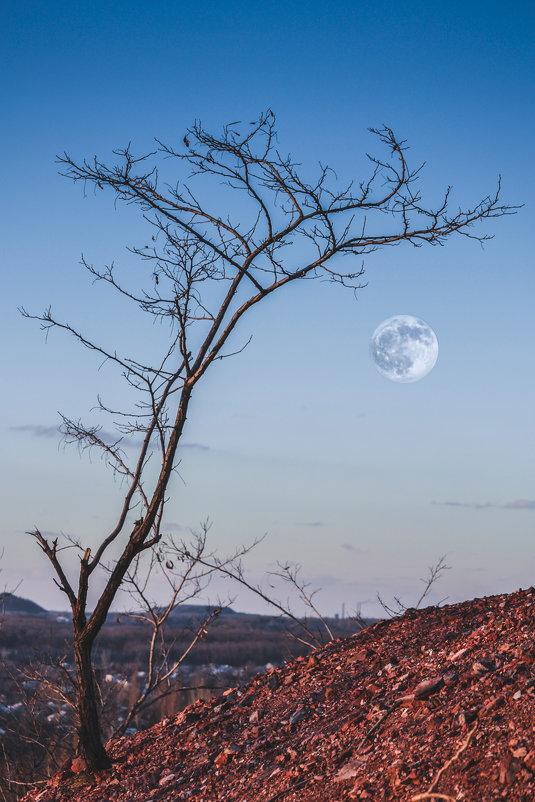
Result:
[370, 315, 438, 383]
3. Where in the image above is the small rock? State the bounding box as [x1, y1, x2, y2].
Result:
[472, 658, 496, 675]
[159, 772, 176, 786]
[213, 745, 239, 767]
[335, 759, 361, 781]
[412, 676, 444, 699]
[511, 747, 527, 758]
[214, 750, 229, 767]
[289, 706, 307, 725]
[458, 707, 479, 727]
[524, 749, 535, 771]
[267, 672, 279, 690]
[499, 754, 519, 784]
[443, 671, 459, 686]
[71, 756, 88, 773]
[448, 647, 468, 662]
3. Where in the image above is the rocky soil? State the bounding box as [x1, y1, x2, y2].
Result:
[23, 586, 535, 801]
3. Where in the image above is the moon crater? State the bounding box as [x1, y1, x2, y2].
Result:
[370, 315, 438, 383]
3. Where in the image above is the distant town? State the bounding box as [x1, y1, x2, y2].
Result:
[0, 592, 374, 797]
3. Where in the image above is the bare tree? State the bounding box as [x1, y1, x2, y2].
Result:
[377, 554, 451, 617]
[116, 525, 347, 734]
[172, 527, 338, 649]
[109, 527, 246, 737]
[0, 658, 73, 800]
[21, 110, 515, 771]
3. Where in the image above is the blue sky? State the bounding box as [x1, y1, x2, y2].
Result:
[2, 0, 534, 617]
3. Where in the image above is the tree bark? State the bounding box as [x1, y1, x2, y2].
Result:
[73, 637, 111, 770]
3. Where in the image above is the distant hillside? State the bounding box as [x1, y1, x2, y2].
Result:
[0, 593, 47, 615]
[168, 603, 238, 618]
[102, 604, 239, 624]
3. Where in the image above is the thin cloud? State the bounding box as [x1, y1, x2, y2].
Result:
[11, 425, 60, 438]
[503, 499, 535, 510]
[340, 543, 364, 553]
[433, 500, 494, 510]
[162, 522, 187, 532]
[13, 424, 141, 449]
[11, 425, 209, 452]
[433, 499, 535, 511]
[297, 521, 326, 528]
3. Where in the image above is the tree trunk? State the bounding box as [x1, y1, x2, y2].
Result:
[73, 637, 112, 770]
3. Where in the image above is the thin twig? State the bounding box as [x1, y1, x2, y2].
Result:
[357, 699, 404, 749]
[410, 722, 478, 801]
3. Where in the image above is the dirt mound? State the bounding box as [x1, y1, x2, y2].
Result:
[24, 586, 535, 801]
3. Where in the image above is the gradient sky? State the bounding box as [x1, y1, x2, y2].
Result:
[2, 0, 534, 618]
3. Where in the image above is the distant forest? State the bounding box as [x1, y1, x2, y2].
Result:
[0, 602, 369, 669]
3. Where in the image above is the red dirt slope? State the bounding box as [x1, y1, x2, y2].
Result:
[24, 586, 535, 801]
